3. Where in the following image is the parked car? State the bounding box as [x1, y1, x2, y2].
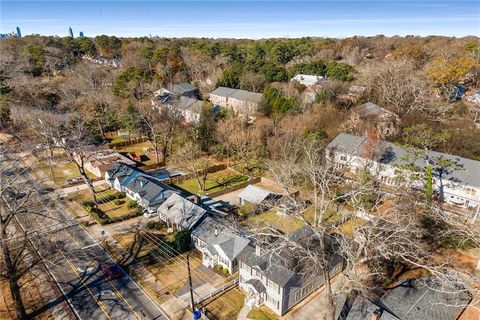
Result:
[102, 263, 122, 280]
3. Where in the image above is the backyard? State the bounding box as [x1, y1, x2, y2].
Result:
[115, 141, 157, 166]
[241, 210, 305, 234]
[176, 168, 250, 195]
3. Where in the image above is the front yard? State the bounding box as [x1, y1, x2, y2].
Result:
[71, 187, 142, 224]
[200, 288, 245, 320]
[247, 307, 279, 320]
[176, 169, 250, 195]
[38, 159, 95, 187]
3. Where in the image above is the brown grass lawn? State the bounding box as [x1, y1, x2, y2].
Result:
[247, 307, 279, 320]
[241, 210, 304, 234]
[71, 187, 138, 220]
[38, 160, 95, 187]
[115, 142, 157, 165]
[201, 288, 245, 320]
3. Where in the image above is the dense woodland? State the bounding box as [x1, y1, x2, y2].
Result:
[1, 35, 479, 162]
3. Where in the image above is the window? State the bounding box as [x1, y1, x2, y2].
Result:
[267, 279, 279, 293]
[340, 155, 347, 161]
[465, 188, 476, 196]
[267, 294, 279, 309]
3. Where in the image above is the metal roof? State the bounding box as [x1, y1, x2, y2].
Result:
[238, 185, 277, 205]
[210, 86, 263, 103]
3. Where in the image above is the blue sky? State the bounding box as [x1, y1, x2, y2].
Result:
[1, 1, 479, 38]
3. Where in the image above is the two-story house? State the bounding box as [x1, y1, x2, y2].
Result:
[191, 215, 250, 274]
[209, 86, 263, 120]
[326, 133, 480, 210]
[349, 102, 400, 138]
[238, 227, 344, 316]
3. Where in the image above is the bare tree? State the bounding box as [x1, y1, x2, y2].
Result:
[0, 147, 41, 319]
[216, 117, 265, 175]
[136, 102, 182, 164]
[173, 141, 211, 194]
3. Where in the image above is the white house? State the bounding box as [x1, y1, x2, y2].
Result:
[238, 228, 343, 316]
[326, 133, 480, 210]
[191, 216, 250, 274]
[157, 193, 207, 231]
[290, 74, 326, 87]
[105, 163, 178, 213]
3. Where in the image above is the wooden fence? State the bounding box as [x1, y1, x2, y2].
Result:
[108, 137, 148, 149]
[205, 177, 261, 198]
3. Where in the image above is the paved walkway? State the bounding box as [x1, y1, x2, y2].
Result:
[237, 304, 251, 320]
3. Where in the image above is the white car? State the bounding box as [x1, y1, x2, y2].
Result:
[143, 211, 157, 219]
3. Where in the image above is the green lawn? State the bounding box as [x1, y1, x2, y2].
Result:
[247, 308, 279, 320]
[241, 210, 305, 234]
[38, 160, 95, 186]
[176, 169, 250, 195]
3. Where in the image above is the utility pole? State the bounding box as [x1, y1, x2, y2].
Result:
[186, 254, 195, 312]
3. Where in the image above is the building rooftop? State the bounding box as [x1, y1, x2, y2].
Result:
[290, 74, 326, 86]
[346, 277, 471, 320]
[210, 86, 263, 104]
[351, 102, 397, 120]
[157, 193, 207, 230]
[326, 133, 480, 188]
[85, 149, 136, 168]
[238, 184, 278, 205]
[172, 82, 196, 95]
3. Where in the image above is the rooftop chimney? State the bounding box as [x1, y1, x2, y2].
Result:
[193, 194, 201, 204]
[255, 245, 261, 256]
[214, 228, 218, 237]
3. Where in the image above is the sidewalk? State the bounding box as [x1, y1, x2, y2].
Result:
[237, 305, 251, 320]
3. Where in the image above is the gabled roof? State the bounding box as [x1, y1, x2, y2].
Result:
[158, 193, 207, 230]
[210, 86, 263, 104]
[172, 82, 196, 95]
[238, 185, 278, 205]
[326, 133, 480, 188]
[215, 236, 250, 261]
[192, 215, 250, 260]
[347, 277, 471, 320]
[380, 277, 470, 320]
[105, 162, 141, 185]
[125, 175, 176, 207]
[351, 102, 397, 120]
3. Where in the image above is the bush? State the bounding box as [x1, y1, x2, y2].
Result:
[173, 230, 192, 253]
[113, 199, 125, 206]
[223, 268, 229, 276]
[127, 200, 139, 209]
[82, 200, 95, 208]
[115, 192, 126, 199]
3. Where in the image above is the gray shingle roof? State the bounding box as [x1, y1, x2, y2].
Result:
[245, 279, 266, 294]
[192, 216, 250, 260]
[216, 236, 250, 260]
[125, 175, 176, 207]
[106, 162, 141, 185]
[210, 86, 263, 104]
[346, 277, 470, 320]
[351, 102, 385, 119]
[327, 133, 480, 188]
[158, 193, 207, 230]
[173, 82, 196, 95]
[381, 277, 470, 320]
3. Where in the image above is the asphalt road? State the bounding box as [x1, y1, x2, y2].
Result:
[3, 151, 169, 320]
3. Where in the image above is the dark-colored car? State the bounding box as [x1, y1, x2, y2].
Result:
[102, 263, 122, 280]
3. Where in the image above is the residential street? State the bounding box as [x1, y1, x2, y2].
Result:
[3, 150, 169, 320]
